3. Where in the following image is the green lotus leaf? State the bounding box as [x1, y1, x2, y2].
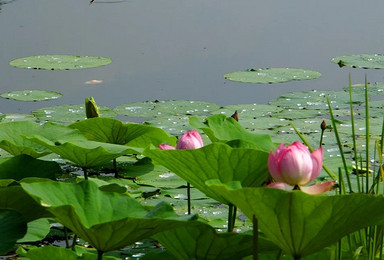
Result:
[206, 182, 384, 258]
[224, 68, 321, 84]
[0, 209, 27, 255]
[0, 155, 61, 180]
[189, 114, 276, 152]
[0, 89, 62, 101]
[0, 184, 52, 222]
[17, 218, 50, 243]
[331, 54, 384, 69]
[21, 181, 197, 252]
[144, 143, 270, 204]
[69, 117, 176, 148]
[10, 55, 112, 70]
[32, 104, 116, 125]
[153, 220, 279, 260]
[23, 135, 141, 168]
[0, 121, 86, 158]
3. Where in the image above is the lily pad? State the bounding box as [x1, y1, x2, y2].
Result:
[331, 54, 384, 69]
[32, 104, 117, 124]
[9, 55, 112, 70]
[114, 100, 219, 118]
[224, 68, 321, 84]
[0, 90, 62, 101]
[21, 180, 197, 252]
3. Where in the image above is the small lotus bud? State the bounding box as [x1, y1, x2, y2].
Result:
[231, 111, 239, 122]
[321, 120, 327, 131]
[85, 97, 100, 119]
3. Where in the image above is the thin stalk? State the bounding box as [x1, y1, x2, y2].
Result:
[364, 76, 370, 194]
[113, 158, 118, 178]
[327, 97, 353, 192]
[253, 215, 258, 260]
[349, 74, 361, 192]
[232, 206, 237, 231]
[187, 182, 191, 215]
[71, 234, 77, 250]
[339, 168, 345, 195]
[289, 122, 336, 179]
[227, 204, 234, 232]
[97, 250, 103, 260]
[82, 167, 89, 181]
[64, 227, 70, 248]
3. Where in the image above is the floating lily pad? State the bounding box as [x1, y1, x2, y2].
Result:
[224, 68, 321, 84]
[0, 90, 62, 102]
[212, 104, 282, 119]
[10, 55, 112, 70]
[114, 100, 220, 118]
[0, 114, 36, 122]
[32, 104, 116, 124]
[331, 54, 384, 69]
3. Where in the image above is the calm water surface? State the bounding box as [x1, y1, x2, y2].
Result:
[1, 0, 384, 115]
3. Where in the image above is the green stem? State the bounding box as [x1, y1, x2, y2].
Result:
[71, 234, 77, 250]
[64, 227, 70, 248]
[97, 250, 103, 260]
[227, 204, 234, 232]
[187, 182, 191, 215]
[82, 167, 88, 181]
[253, 215, 258, 260]
[364, 75, 370, 194]
[232, 206, 237, 230]
[113, 158, 118, 178]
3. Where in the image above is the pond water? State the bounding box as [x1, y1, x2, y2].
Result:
[1, 0, 384, 115]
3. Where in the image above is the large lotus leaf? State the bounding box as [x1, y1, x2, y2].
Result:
[114, 100, 219, 118]
[17, 218, 50, 243]
[0, 184, 52, 222]
[331, 54, 384, 69]
[224, 68, 321, 84]
[206, 182, 384, 258]
[153, 221, 278, 260]
[23, 135, 141, 168]
[21, 181, 197, 252]
[0, 89, 62, 101]
[32, 104, 117, 125]
[189, 114, 275, 152]
[0, 155, 61, 180]
[0, 121, 86, 158]
[0, 209, 27, 255]
[144, 143, 270, 204]
[69, 117, 176, 147]
[9, 55, 112, 70]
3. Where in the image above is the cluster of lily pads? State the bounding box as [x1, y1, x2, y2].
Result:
[2, 53, 384, 259]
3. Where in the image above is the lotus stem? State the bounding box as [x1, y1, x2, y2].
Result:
[227, 204, 234, 232]
[71, 234, 77, 250]
[64, 227, 70, 248]
[187, 182, 191, 215]
[82, 167, 89, 181]
[253, 215, 258, 260]
[97, 250, 103, 260]
[113, 159, 118, 178]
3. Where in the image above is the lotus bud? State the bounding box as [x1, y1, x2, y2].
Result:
[321, 120, 327, 131]
[85, 97, 100, 119]
[176, 130, 203, 150]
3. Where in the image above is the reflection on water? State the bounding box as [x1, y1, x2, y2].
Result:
[0, 0, 384, 115]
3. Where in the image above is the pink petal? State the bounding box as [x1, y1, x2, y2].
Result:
[176, 130, 204, 149]
[267, 182, 294, 191]
[158, 144, 176, 150]
[309, 146, 323, 182]
[300, 181, 335, 195]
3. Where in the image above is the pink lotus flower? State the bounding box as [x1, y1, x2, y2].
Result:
[158, 130, 203, 150]
[267, 141, 334, 194]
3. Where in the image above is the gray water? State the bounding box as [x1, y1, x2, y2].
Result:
[1, 0, 384, 115]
